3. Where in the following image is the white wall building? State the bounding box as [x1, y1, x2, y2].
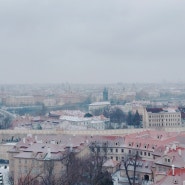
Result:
[143, 107, 181, 128]
[60, 115, 109, 130]
[89, 101, 110, 113]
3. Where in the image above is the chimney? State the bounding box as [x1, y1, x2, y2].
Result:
[166, 146, 169, 152]
[178, 149, 182, 156]
[51, 140, 55, 144]
[70, 143, 73, 152]
[47, 147, 51, 158]
[27, 133, 32, 138]
[164, 146, 169, 155]
[172, 164, 175, 176]
[23, 138, 26, 143]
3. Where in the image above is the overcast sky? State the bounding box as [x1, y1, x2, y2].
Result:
[0, 0, 185, 84]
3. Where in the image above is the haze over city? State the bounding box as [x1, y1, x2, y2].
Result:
[0, 0, 185, 84]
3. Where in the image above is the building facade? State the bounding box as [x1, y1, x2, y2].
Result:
[143, 108, 181, 128]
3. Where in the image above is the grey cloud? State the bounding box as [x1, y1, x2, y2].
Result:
[0, 0, 185, 84]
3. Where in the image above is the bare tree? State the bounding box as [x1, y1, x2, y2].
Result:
[17, 167, 43, 185]
[41, 160, 58, 185]
[124, 152, 139, 185]
[13, 143, 113, 185]
[87, 141, 113, 185]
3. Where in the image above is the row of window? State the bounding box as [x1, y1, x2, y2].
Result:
[129, 143, 155, 150]
[149, 122, 180, 127]
[110, 148, 124, 153]
[128, 150, 151, 157]
[110, 156, 124, 161]
[149, 119, 180, 122]
[149, 114, 180, 118]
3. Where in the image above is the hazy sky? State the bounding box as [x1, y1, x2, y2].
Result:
[0, 0, 185, 84]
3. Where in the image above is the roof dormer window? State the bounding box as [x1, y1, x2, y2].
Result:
[173, 178, 178, 184]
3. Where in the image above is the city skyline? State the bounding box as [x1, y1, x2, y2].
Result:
[0, 0, 185, 84]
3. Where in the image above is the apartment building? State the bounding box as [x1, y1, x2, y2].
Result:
[4, 96, 35, 106]
[118, 131, 185, 184]
[8, 134, 90, 185]
[143, 107, 181, 128]
[8, 130, 185, 185]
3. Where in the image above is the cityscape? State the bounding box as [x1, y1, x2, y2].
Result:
[0, 83, 185, 184]
[1, 0, 185, 185]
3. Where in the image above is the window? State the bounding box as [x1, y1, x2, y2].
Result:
[129, 150, 131, 154]
[140, 151, 143, 155]
[168, 159, 170, 163]
[148, 152, 150, 156]
[121, 149, 124, 153]
[116, 149, 118, 153]
[116, 156, 118, 161]
[110, 149, 113, 153]
[111, 156, 113, 159]
[144, 152, 146, 156]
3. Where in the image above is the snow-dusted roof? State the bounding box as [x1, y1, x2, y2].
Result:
[89, 101, 110, 106]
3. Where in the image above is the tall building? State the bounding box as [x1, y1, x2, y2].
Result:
[103, 88, 108, 101]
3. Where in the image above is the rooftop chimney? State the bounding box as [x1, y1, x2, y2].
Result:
[70, 143, 73, 152]
[172, 164, 175, 176]
[178, 149, 182, 156]
[47, 147, 51, 158]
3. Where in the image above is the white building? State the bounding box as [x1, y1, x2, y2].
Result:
[143, 107, 181, 128]
[60, 115, 109, 130]
[89, 101, 110, 113]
